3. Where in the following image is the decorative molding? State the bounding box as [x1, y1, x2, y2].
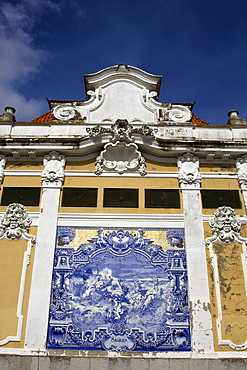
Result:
[160, 105, 192, 123]
[177, 153, 201, 189]
[236, 154, 247, 190]
[95, 141, 146, 176]
[0, 203, 35, 242]
[12, 150, 20, 158]
[205, 206, 247, 351]
[41, 151, 66, 187]
[0, 203, 35, 346]
[87, 119, 154, 143]
[88, 119, 150, 176]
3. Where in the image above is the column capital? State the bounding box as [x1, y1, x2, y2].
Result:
[177, 153, 201, 190]
[41, 151, 66, 188]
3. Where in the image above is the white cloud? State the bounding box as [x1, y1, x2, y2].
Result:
[0, 0, 62, 121]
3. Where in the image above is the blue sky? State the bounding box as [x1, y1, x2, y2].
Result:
[0, 0, 247, 124]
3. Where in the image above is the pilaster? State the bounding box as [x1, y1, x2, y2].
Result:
[25, 151, 65, 350]
[236, 154, 247, 211]
[177, 153, 214, 353]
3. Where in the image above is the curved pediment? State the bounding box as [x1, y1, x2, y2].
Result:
[51, 64, 192, 125]
[84, 63, 162, 94]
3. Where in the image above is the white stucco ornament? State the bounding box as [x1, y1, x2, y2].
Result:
[53, 104, 83, 120]
[208, 206, 241, 244]
[87, 120, 154, 143]
[160, 105, 192, 123]
[42, 151, 66, 187]
[95, 141, 146, 176]
[0, 203, 35, 242]
[177, 153, 201, 189]
[236, 154, 247, 190]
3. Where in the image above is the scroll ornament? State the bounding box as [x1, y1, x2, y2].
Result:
[52, 104, 83, 121]
[160, 105, 191, 123]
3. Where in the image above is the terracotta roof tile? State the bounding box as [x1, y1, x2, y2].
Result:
[191, 115, 209, 125]
[31, 111, 53, 122]
[31, 110, 209, 126]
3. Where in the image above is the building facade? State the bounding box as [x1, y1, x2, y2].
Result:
[0, 64, 246, 369]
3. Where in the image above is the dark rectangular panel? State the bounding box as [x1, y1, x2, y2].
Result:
[1, 187, 41, 206]
[201, 190, 242, 209]
[145, 189, 180, 208]
[62, 188, 98, 207]
[103, 188, 139, 208]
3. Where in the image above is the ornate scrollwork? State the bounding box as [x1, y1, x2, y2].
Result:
[42, 151, 66, 187]
[236, 154, 247, 190]
[86, 125, 109, 138]
[87, 119, 154, 143]
[95, 141, 146, 176]
[160, 105, 191, 123]
[0, 203, 35, 241]
[177, 153, 201, 189]
[208, 206, 241, 244]
[110, 119, 133, 143]
[52, 104, 83, 121]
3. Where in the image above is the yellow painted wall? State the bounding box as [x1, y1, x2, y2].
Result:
[200, 164, 237, 173]
[65, 159, 177, 173]
[65, 159, 95, 171]
[204, 223, 247, 352]
[202, 178, 239, 189]
[5, 162, 42, 171]
[2, 176, 41, 187]
[145, 160, 177, 172]
[0, 226, 37, 348]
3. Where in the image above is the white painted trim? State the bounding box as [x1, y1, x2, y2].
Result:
[57, 213, 184, 228]
[3, 169, 239, 179]
[203, 214, 247, 223]
[1, 212, 246, 227]
[4, 170, 41, 176]
[0, 237, 35, 345]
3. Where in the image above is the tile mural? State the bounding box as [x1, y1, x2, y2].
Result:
[47, 227, 191, 351]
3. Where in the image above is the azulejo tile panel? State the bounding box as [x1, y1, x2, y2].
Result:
[47, 227, 191, 351]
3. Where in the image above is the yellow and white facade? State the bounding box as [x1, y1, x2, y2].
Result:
[0, 64, 246, 368]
